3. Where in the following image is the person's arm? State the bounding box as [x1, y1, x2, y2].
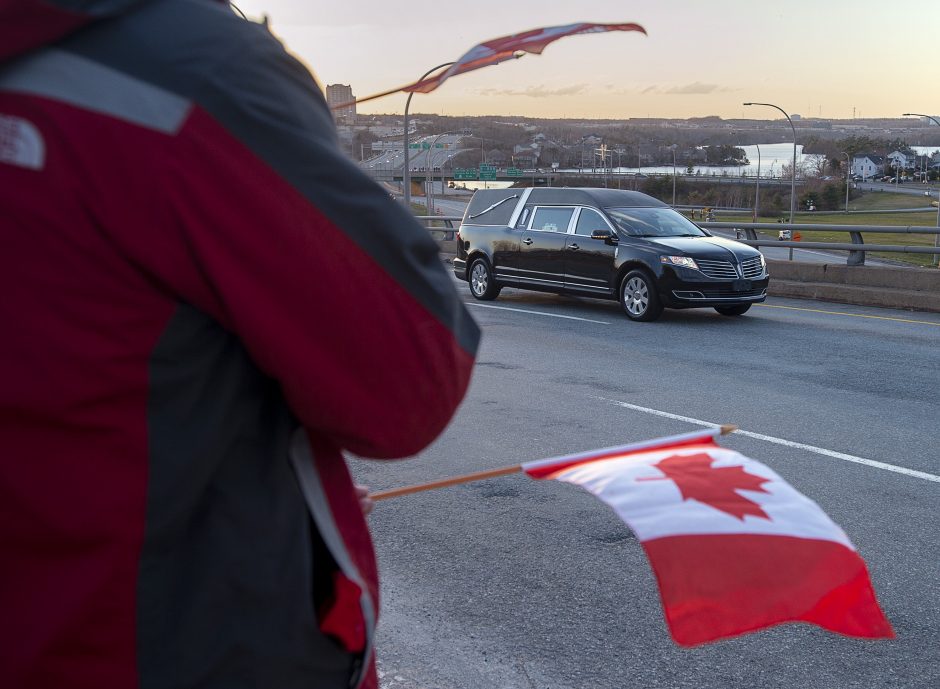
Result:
[121, 26, 480, 458]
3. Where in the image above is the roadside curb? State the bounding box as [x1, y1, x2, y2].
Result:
[767, 260, 940, 313]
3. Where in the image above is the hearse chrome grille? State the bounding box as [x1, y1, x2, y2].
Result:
[695, 259, 738, 279]
[701, 288, 766, 299]
[740, 256, 764, 279]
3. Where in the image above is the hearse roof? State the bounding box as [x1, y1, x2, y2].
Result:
[526, 187, 669, 208]
[462, 187, 670, 226]
[464, 187, 668, 220]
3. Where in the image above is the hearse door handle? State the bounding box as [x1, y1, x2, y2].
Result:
[522, 238, 534, 245]
[568, 243, 580, 251]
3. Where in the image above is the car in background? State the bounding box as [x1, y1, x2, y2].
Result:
[454, 187, 769, 321]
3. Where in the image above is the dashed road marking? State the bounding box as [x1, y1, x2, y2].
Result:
[466, 302, 610, 324]
[595, 396, 940, 484]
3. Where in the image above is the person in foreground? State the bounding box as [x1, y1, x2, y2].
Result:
[0, 1, 480, 688]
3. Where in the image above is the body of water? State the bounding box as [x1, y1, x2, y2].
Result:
[450, 144, 939, 185]
[567, 144, 823, 179]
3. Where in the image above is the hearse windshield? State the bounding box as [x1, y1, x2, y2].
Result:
[606, 207, 707, 238]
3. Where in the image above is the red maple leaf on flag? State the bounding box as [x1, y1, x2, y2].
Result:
[653, 453, 772, 520]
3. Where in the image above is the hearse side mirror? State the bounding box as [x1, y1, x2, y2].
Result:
[590, 229, 618, 245]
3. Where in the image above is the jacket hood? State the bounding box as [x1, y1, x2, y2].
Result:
[0, 0, 167, 63]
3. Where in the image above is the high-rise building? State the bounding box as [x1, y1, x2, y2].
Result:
[325, 84, 356, 123]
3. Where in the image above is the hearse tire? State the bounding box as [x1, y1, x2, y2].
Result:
[469, 258, 501, 301]
[620, 269, 663, 322]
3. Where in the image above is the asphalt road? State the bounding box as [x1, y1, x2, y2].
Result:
[856, 181, 940, 199]
[352, 282, 940, 689]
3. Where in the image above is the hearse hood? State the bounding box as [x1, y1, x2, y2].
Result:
[645, 235, 760, 258]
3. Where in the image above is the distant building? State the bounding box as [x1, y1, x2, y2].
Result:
[887, 150, 916, 170]
[325, 84, 356, 123]
[485, 149, 508, 166]
[852, 154, 884, 179]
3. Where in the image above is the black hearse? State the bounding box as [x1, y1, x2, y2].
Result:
[454, 187, 769, 321]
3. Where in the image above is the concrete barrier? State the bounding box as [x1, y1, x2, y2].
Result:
[767, 260, 940, 312]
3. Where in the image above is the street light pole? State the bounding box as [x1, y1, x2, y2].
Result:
[636, 143, 641, 191]
[403, 61, 454, 209]
[753, 143, 761, 222]
[842, 152, 850, 214]
[671, 145, 677, 206]
[744, 102, 797, 260]
[426, 131, 457, 214]
[902, 113, 940, 265]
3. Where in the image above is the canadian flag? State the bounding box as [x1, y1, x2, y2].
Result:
[522, 430, 894, 646]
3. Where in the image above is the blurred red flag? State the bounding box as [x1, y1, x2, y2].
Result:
[405, 22, 647, 94]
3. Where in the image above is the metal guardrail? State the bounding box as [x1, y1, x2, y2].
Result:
[415, 215, 461, 241]
[701, 222, 940, 265]
[415, 216, 940, 266]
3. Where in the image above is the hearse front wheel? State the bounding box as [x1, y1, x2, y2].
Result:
[469, 258, 501, 301]
[620, 270, 663, 322]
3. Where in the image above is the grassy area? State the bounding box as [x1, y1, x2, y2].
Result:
[714, 194, 939, 267]
[844, 191, 936, 211]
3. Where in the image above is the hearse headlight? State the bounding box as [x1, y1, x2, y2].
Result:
[660, 255, 699, 270]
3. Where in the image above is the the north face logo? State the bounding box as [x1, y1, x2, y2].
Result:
[0, 114, 45, 170]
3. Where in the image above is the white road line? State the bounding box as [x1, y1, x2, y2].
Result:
[594, 396, 940, 484]
[466, 302, 610, 324]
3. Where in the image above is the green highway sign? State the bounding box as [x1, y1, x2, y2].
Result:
[479, 171, 497, 180]
[454, 168, 479, 180]
[506, 167, 523, 177]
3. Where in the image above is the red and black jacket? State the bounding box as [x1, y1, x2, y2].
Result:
[0, 1, 480, 687]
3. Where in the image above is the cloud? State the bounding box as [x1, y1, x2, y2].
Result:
[477, 84, 589, 98]
[636, 83, 734, 95]
[664, 82, 724, 95]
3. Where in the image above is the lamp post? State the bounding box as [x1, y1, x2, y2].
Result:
[753, 143, 761, 222]
[636, 143, 642, 190]
[403, 62, 454, 208]
[902, 113, 940, 265]
[426, 131, 457, 214]
[670, 145, 677, 206]
[842, 152, 850, 214]
[744, 102, 797, 259]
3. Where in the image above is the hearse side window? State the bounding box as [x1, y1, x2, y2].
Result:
[530, 207, 574, 233]
[574, 208, 610, 236]
[516, 206, 532, 229]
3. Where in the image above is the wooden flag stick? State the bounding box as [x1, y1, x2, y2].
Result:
[330, 82, 417, 111]
[370, 425, 737, 501]
[371, 464, 522, 501]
